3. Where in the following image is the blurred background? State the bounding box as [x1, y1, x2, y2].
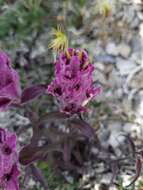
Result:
[0, 0, 143, 189]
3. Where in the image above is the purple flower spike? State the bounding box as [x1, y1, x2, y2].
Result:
[47, 48, 101, 114]
[0, 52, 21, 111]
[0, 128, 20, 190]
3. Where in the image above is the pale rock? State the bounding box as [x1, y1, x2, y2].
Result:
[131, 36, 142, 52]
[91, 147, 99, 155]
[108, 122, 124, 143]
[108, 69, 122, 88]
[94, 70, 107, 85]
[0, 111, 11, 128]
[116, 88, 123, 98]
[109, 186, 118, 190]
[139, 23, 143, 38]
[123, 5, 135, 23]
[105, 64, 114, 74]
[128, 69, 143, 89]
[122, 97, 133, 116]
[94, 55, 116, 64]
[109, 132, 125, 148]
[64, 175, 74, 184]
[117, 43, 131, 58]
[133, 0, 143, 4]
[101, 173, 113, 184]
[123, 123, 141, 136]
[120, 0, 132, 4]
[137, 12, 143, 21]
[106, 43, 119, 56]
[94, 62, 105, 71]
[130, 53, 141, 65]
[83, 183, 92, 189]
[116, 58, 136, 76]
[130, 17, 140, 29]
[93, 184, 100, 190]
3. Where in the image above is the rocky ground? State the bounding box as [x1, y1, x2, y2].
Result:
[78, 0, 143, 189]
[1, 0, 143, 189]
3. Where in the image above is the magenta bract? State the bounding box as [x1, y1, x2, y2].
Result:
[0, 128, 20, 190]
[47, 48, 101, 114]
[0, 52, 21, 111]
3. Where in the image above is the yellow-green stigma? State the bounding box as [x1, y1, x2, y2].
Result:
[49, 25, 68, 52]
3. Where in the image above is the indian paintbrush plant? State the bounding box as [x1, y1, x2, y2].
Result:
[0, 36, 142, 189]
[0, 47, 101, 189]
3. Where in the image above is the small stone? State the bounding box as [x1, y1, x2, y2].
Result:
[65, 175, 74, 183]
[133, 0, 142, 4]
[123, 6, 135, 24]
[123, 123, 140, 135]
[137, 12, 143, 21]
[128, 69, 143, 89]
[131, 17, 140, 29]
[116, 58, 136, 76]
[109, 186, 117, 190]
[109, 132, 125, 147]
[130, 53, 141, 65]
[93, 70, 107, 85]
[93, 184, 100, 190]
[120, 0, 132, 4]
[116, 88, 123, 98]
[131, 36, 142, 52]
[139, 23, 143, 38]
[94, 55, 116, 64]
[91, 147, 99, 155]
[106, 43, 118, 56]
[108, 122, 124, 146]
[108, 68, 122, 88]
[100, 173, 113, 184]
[94, 62, 105, 70]
[117, 43, 131, 58]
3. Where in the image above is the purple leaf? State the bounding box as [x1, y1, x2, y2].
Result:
[39, 111, 69, 124]
[70, 119, 95, 139]
[19, 145, 47, 165]
[126, 156, 142, 187]
[21, 84, 46, 104]
[19, 144, 61, 165]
